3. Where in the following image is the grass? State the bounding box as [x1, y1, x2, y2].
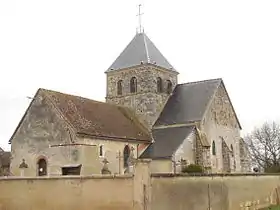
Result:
[266, 206, 280, 210]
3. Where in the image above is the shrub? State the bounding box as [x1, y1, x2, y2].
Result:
[181, 164, 203, 174]
[264, 165, 280, 173]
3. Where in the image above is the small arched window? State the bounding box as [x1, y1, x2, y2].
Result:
[157, 77, 163, 93]
[166, 80, 172, 94]
[117, 80, 123, 95]
[212, 141, 216, 156]
[123, 145, 131, 168]
[130, 77, 137, 93]
[230, 144, 234, 157]
[37, 158, 47, 176]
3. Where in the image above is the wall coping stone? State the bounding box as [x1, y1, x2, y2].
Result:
[0, 174, 134, 181]
[135, 159, 152, 163]
[151, 173, 280, 178]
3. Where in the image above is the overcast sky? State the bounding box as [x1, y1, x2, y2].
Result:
[0, 0, 279, 151]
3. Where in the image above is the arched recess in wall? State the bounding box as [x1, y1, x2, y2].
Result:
[166, 80, 172, 94]
[37, 157, 47, 176]
[123, 145, 131, 168]
[117, 80, 123, 95]
[130, 77, 137, 93]
[157, 77, 163, 93]
[212, 141, 216, 155]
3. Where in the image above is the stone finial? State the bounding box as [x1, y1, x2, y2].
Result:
[19, 159, 28, 169]
[101, 158, 111, 175]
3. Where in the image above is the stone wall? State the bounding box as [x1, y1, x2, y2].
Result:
[239, 138, 251, 172]
[151, 174, 280, 210]
[2, 159, 280, 210]
[0, 175, 134, 210]
[82, 137, 140, 175]
[150, 159, 173, 173]
[105, 64, 178, 127]
[0, 160, 151, 210]
[222, 138, 232, 173]
[201, 83, 243, 173]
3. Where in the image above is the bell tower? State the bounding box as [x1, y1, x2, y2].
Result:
[105, 32, 179, 128]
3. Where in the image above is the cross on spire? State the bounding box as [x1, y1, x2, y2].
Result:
[136, 4, 144, 33]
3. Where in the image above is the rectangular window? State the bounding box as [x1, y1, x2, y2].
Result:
[61, 165, 82, 175]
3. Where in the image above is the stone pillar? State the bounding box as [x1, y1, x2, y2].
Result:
[133, 159, 151, 210]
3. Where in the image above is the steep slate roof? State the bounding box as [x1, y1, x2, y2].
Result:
[9, 89, 152, 143]
[106, 32, 175, 72]
[154, 78, 242, 128]
[140, 126, 195, 159]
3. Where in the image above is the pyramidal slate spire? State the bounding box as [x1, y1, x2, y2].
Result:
[106, 32, 175, 72]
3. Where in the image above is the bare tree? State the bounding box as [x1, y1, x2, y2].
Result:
[244, 122, 280, 173]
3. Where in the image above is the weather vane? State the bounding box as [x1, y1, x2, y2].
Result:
[136, 4, 144, 33]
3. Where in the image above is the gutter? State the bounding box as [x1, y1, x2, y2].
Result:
[76, 132, 151, 143]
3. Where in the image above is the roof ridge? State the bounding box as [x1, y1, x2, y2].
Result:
[178, 78, 222, 86]
[39, 88, 107, 105]
[143, 33, 150, 63]
[39, 88, 149, 117]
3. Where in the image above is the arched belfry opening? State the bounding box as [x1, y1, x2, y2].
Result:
[37, 158, 47, 176]
[157, 77, 163, 93]
[130, 77, 137, 93]
[123, 145, 131, 169]
[166, 80, 172, 94]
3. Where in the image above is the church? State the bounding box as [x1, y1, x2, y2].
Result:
[8, 31, 251, 177]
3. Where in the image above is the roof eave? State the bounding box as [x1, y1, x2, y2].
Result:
[105, 63, 178, 74]
[220, 80, 242, 130]
[76, 132, 152, 143]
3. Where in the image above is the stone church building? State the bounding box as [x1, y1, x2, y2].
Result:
[9, 32, 251, 176]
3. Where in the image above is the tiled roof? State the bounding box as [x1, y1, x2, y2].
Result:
[154, 78, 223, 127]
[106, 32, 176, 72]
[140, 126, 195, 159]
[41, 89, 152, 142]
